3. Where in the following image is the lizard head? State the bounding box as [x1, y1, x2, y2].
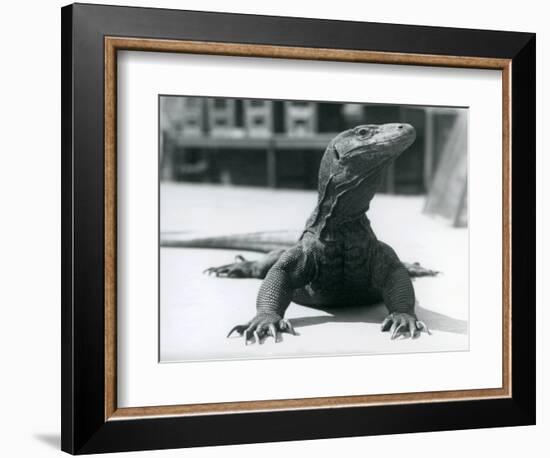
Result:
[322, 123, 416, 180]
[308, 123, 416, 232]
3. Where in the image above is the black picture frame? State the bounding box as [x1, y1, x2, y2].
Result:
[61, 3, 535, 454]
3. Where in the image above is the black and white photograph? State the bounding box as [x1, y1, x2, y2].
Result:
[0, 0, 543, 456]
[159, 95, 469, 362]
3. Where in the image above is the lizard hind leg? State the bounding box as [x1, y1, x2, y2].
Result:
[403, 261, 439, 278]
[203, 249, 285, 279]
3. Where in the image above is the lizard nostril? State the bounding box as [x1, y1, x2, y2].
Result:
[398, 125, 403, 129]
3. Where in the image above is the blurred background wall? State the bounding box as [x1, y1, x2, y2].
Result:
[160, 96, 467, 226]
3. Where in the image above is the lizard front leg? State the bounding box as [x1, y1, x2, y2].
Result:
[380, 266, 430, 339]
[227, 245, 314, 344]
[373, 243, 430, 340]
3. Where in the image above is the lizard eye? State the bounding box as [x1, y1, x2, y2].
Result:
[356, 127, 369, 137]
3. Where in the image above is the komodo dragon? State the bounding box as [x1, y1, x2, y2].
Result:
[162, 124, 438, 344]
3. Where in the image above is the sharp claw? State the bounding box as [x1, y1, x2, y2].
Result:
[391, 322, 406, 340]
[389, 320, 399, 337]
[227, 325, 244, 338]
[284, 320, 297, 336]
[407, 320, 418, 339]
[268, 324, 278, 341]
[381, 314, 394, 332]
[257, 324, 266, 336]
[233, 317, 299, 346]
[244, 327, 255, 345]
[203, 263, 235, 276]
[417, 321, 432, 335]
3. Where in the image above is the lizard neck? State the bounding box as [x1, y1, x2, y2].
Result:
[303, 172, 381, 240]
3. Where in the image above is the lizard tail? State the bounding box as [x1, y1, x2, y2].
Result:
[160, 230, 299, 254]
[161, 230, 439, 277]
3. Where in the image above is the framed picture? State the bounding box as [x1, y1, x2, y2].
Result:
[61, 3, 535, 454]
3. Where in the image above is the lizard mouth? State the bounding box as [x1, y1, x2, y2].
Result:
[347, 125, 416, 161]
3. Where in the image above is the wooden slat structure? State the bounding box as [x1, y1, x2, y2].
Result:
[243, 99, 274, 137]
[423, 111, 468, 226]
[284, 101, 318, 137]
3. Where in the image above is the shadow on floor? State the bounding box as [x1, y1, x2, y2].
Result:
[34, 433, 60, 449]
[290, 303, 468, 335]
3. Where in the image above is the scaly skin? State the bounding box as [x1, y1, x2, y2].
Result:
[204, 124, 431, 343]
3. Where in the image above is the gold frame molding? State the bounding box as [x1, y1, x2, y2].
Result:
[104, 36, 512, 421]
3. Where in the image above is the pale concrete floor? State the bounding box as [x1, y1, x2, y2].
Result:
[160, 183, 468, 362]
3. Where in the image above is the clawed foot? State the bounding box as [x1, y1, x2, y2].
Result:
[404, 262, 439, 278]
[204, 255, 258, 278]
[227, 313, 298, 345]
[381, 312, 431, 340]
